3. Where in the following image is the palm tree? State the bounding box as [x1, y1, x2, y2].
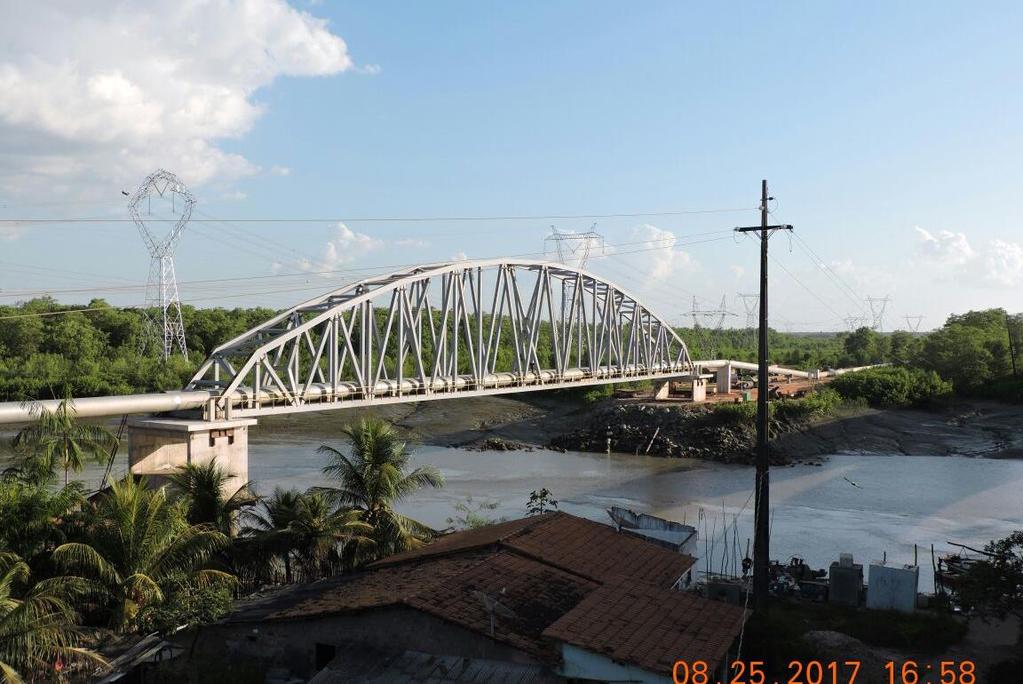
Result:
[11, 392, 117, 486]
[0, 552, 104, 683]
[288, 492, 372, 579]
[51, 476, 234, 633]
[0, 480, 85, 569]
[240, 489, 371, 583]
[239, 488, 304, 584]
[315, 418, 443, 558]
[169, 461, 255, 535]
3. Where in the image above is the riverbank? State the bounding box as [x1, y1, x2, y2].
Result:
[292, 392, 1023, 464]
[4, 390, 1018, 470]
[548, 397, 1023, 464]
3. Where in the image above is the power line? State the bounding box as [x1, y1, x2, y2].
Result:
[0, 229, 738, 300]
[769, 253, 847, 322]
[0, 206, 756, 225]
[790, 233, 869, 315]
[762, 208, 868, 321]
[0, 232, 738, 317]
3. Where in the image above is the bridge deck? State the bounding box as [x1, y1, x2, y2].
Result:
[0, 359, 857, 425]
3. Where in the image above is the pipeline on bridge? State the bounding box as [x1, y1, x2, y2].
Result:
[0, 359, 870, 425]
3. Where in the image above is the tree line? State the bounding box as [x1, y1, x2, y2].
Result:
[0, 297, 1020, 402]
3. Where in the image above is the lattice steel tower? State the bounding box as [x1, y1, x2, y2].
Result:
[544, 226, 605, 341]
[128, 169, 195, 359]
[689, 295, 736, 357]
[866, 295, 892, 332]
[544, 225, 604, 270]
[844, 315, 867, 332]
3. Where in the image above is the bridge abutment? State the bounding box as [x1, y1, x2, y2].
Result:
[127, 417, 256, 494]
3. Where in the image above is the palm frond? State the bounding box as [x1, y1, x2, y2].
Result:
[51, 543, 121, 587]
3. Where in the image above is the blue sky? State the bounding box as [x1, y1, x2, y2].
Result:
[1, 1, 1021, 330]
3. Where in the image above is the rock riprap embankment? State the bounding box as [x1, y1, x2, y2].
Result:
[549, 402, 797, 465]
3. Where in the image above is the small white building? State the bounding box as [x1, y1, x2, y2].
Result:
[866, 562, 919, 613]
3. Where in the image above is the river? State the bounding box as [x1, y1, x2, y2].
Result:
[246, 432, 1022, 592]
[4, 416, 1021, 592]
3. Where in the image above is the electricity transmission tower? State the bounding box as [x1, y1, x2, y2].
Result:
[904, 315, 924, 333]
[689, 295, 737, 356]
[844, 315, 867, 332]
[736, 293, 759, 329]
[128, 169, 195, 360]
[544, 226, 605, 341]
[866, 296, 891, 332]
[736, 293, 759, 348]
[544, 225, 604, 269]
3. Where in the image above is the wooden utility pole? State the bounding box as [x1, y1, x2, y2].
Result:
[735, 180, 792, 612]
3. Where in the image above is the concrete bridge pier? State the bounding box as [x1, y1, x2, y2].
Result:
[127, 417, 256, 495]
[715, 363, 732, 396]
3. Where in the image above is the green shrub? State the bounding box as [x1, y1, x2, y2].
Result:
[830, 366, 951, 408]
[774, 388, 842, 424]
[710, 400, 758, 425]
[713, 388, 843, 428]
[138, 579, 234, 634]
[833, 608, 967, 653]
[582, 384, 615, 403]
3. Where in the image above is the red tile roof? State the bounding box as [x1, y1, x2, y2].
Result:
[229, 512, 734, 675]
[505, 513, 695, 587]
[372, 512, 695, 589]
[542, 578, 750, 675]
[244, 554, 489, 622]
[408, 551, 598, 659]
[368, 515, 544, 567]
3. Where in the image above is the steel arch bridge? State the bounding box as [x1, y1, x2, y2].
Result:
[187, 259, 693, 420]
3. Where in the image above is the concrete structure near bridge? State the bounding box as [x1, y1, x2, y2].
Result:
[127, 417, 256, 491]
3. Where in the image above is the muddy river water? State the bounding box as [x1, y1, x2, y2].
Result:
[246, 433, 1023, 591]
[8, 413, 1020, 593]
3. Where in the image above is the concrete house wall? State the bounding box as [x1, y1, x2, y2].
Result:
[190, 605, 541, 679]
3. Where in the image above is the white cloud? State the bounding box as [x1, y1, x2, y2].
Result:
[220, 190, 248, 201]
[983, 239, 1023, 286]
[914, 227, 975, 265]
[451, 251, 469, 261]
[629, 224, 695, 282]
[298, 223, 381, 272]
[292, 224, 431, 275]
[269, 165, 293, 177]
[914, 226, 1023, 287]
[729, 265, 745, 279]
[0, 2, 353, 198]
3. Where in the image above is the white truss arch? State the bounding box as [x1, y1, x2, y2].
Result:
[187, 259, 693, 419]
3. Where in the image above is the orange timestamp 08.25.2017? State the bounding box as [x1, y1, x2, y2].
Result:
[672, 659, 978, 684]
